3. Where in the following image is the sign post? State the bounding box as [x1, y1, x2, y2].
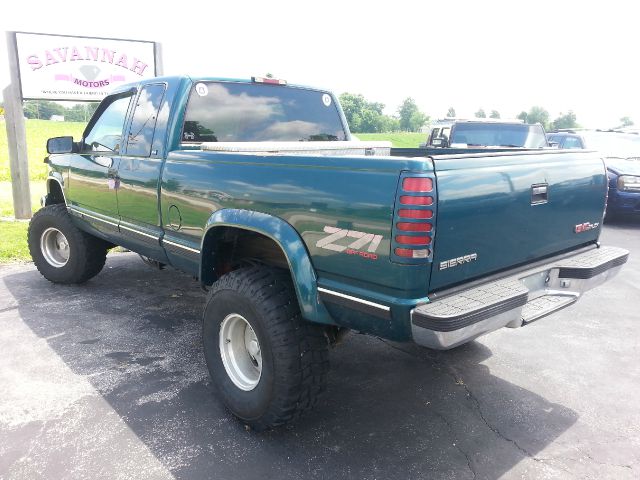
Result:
[4, 31, 159, 219]
[4, 31, 31, 219]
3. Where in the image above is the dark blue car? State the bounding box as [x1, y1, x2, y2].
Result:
[548, 130, 640, 217]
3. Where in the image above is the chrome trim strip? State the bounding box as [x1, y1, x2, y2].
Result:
[119, 223, 158, 240]
[162, 238, 201, 254]
[317, 287, 390, 312]
[69, 207, 119, 227]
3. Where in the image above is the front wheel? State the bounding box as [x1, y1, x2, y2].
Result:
[28, 204, 109, 284]
[203, 266, 329, 431]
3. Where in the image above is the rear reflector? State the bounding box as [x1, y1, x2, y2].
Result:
[396, 235, 431, 245]
[398, 209, 432, 219]
[395, 248, 431, 258]
[397, 222, 432, 232]
[403, 177, 433, 192]
[400, 195, 433, 205]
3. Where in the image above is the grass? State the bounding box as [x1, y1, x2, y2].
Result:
[0, 181, 47, 263]
[0, 181, 47, 217]
[355, 132, 427, 148]
[0, 220, 30, 263]
[0, 119, 86, 181]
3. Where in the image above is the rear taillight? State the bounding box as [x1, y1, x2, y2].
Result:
[402, 177, 433, 192]
[391, 173, 436, 263]
[398, 209, 432, 219]
[396, 222, 432, 232]
[399, 195, 433, 205]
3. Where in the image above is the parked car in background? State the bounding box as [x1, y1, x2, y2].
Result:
[550, 129, 640, 217]
[420, 118, 549, 148]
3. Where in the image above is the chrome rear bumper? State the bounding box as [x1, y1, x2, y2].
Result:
[411, 246, 629, 350]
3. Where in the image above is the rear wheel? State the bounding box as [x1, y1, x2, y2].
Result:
[28, 204, 109, 284]
[203, 266, 329, 431]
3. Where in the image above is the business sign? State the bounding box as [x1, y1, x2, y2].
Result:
[15, 32, 157, 101]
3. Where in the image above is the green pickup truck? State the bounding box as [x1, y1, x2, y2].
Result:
[29, 75, 628, 430]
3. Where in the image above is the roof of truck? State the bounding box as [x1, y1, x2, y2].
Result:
[110, 75, 326, 95]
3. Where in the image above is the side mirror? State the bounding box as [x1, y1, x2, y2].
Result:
[547, 141, 560, 148]
[47, 136, 76, 154]
[431, 138, 449, 148]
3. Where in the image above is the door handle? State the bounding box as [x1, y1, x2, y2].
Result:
[531, 183, 548, 205]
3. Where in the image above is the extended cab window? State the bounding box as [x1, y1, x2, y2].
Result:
[181, 82, 347, 142]
[83, 93, 133, 153]
[126, 84, 166, 156]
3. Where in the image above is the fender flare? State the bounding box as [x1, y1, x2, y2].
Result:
[200, 209, 333, 325]
[46, 173, 68, 205]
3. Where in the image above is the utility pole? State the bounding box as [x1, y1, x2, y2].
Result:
[4, 31, 31, 219]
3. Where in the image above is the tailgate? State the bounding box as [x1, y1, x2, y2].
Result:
[429, 150, 607, 292]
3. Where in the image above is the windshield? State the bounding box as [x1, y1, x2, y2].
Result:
[581, 131, 640, 157]
[450, 123, 547, 148]
[182, 82, 347, 143]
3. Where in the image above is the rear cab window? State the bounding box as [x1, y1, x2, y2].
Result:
[181, 81, 348, 143]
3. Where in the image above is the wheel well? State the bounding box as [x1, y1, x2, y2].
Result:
[201, 226, 290, 286]
[46, 179, 65, 205]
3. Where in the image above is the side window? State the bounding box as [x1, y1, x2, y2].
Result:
[440, 127, 451, 141]
[563, 136, 583, 149]
[83, 94, 133, 153]
[126, 84, 166, 157]
[429, 128, 440, 144]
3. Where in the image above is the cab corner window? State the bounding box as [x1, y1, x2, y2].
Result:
[83, 94, 133, 154]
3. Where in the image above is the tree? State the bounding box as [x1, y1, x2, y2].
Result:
[398, 97, 428, 132]
[517, 111, 528, 123]
[475, 108, 486, 118]
[550, 111, 578, 130]
[65, 103, 99, 122]
[620, 116, 634, 127]
[446, 107, 456, 118]
[338, 93, 397, 133]
[526, 106, 550, 129]
[23, 100, 65, 120]
[490, 110, 501, 119]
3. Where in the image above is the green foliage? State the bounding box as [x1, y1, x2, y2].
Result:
[355, 132, 426, 148]
[619, 116, 634, 127]
[490, 110, 501, 119]
[0, 119, 86, 181]
[551, 111, 578, 130]
[398, 98, 428, 132]
[23, 100, 66, 120]
[22, 100, 98, 122]
[475, 108, 486, 118]
[447, 107, 456, 118]
[517, 111, 528, 122]
[65, 103, 99, 122]
[524, 106, 550, 129]
[339, 93, 398, 133]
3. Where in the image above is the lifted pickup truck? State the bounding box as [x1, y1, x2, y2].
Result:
[30, 75, 628, 430]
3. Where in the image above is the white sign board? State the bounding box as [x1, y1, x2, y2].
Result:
[15, 32, 156, 101]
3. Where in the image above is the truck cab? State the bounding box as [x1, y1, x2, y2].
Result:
[421, 118, 549, 148]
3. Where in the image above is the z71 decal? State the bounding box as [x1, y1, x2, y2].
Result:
[316, 226, 383, 260]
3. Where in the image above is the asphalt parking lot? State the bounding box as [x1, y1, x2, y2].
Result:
[1, 219, 639, 480]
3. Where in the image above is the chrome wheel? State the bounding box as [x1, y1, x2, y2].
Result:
[40, 227, 70, 268]
[219, 313, 262, 391]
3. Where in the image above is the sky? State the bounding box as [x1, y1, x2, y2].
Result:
[1, 0, 639, 128]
